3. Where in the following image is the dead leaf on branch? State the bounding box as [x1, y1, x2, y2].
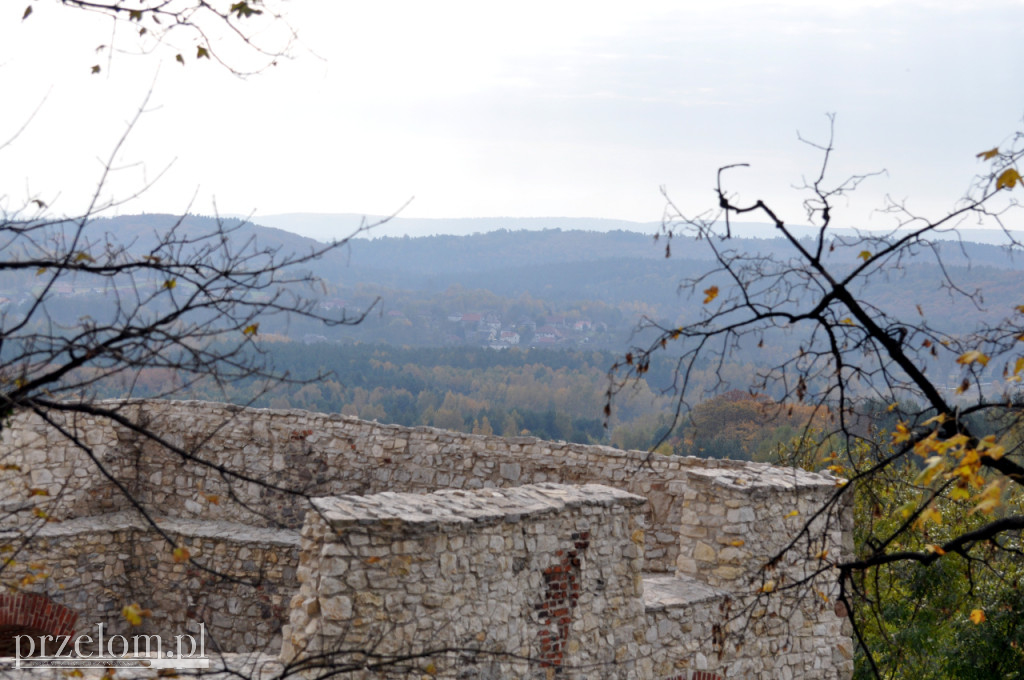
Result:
[996, 168, 1022, 191]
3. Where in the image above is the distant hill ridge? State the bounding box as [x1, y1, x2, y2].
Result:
[83, 214, 1024, 282]
[5, 212, 1024, 353]
[249, 211, 1024, 249]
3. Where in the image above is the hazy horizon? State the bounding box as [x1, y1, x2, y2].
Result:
[232, 211, 1023, 246]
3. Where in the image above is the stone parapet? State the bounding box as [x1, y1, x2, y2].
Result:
[0, 400, 853, 678]
[2, 400, 840, 575]
[281, 483, 648, 679]
[0, 512, 298, 653]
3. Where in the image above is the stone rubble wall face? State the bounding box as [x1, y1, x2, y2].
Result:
[131, 530, 297, 652]
[0, 526, 134, 636]
[644, 598, 853, 680]
[0, 518, 298, 653]
[1, 410, 132, 525]
[675, 472, 849, 590]
[281, 485, 649, 680]
[667, 473, 854, 679]
[4, 401, 843, 576]
[0, 401, 853, 679]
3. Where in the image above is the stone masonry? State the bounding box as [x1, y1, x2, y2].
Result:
[282, 484, 648, 678]
[0, 400, 854, 678]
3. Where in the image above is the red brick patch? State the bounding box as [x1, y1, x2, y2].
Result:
[0, 593, 77, 637]
[534, 531, 590, 671]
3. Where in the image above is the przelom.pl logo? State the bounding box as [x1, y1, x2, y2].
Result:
[7, 622, 209, 669]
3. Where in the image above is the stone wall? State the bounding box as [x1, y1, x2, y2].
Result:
[280, 483, 852, 680]
[0, 408, 132, 524]
[282, 484, 648, 679]
[641, 574, 853, 679]
[1, 401, 846, 574]
[0, 400, 853, 678]
[0, 513, 298, 653]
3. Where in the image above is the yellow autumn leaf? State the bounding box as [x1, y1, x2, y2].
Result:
[858, 250, 871, 262]
[760, 579, 776, 593]
[815, 549, 829, 560]
[243, 323, 259, 336]
[785, 510, 799, 518]
[957, 350, 989, 367]
[977, 147, 1000, 160]
[163, 278, 177, 290]
[913, 456, 945, 487]
[892, 421, 912, 444]
[424, 662, 437, 675]
[122, 602, 151, 626]
[73, 251, 95, 263]
[914, 505, 942, 529]
[997, 168, 1022, 190]
[702, 286, 719, 304]
[933, 433, 969, 455]
[1016, 305, 1024, 314]
[969, 481, 1003, 516]
[950, 486, 970, 501]
[123, 604, 142, 625]
[730, 539, 745, 547]
[172, 547, 190, 563]
[1014, 357, 1024, 376]
[970, 608, 986, 625]
[922, 413, 948, 426]
[978, 435, 1006, 460]
[925, 544, 946, 555]
[841, 318, 854, 325]
[887, 402, 899, 412]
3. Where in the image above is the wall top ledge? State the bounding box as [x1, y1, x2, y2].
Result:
[311, 482, 647, 530]
[0, 510, 301, 546]
[686, 464, 840, 491]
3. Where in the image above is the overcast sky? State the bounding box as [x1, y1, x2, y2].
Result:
[2, 1, 1023, 237]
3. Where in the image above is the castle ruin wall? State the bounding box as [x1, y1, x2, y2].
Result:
[0, 400, 853, 678]
[281, 484, 648, 679]
[2, 401, 847, 575]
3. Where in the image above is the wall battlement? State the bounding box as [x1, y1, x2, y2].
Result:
[0, 400, 853, 678]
